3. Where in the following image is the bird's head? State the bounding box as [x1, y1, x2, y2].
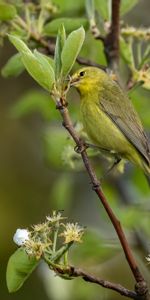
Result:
[70, 67, 107, 95]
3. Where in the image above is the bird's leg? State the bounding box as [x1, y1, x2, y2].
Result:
[101, 156, 122, 180]
[108, 157, 122, 173]
[85, 143, 110, 152]
[74, 139, 89, 154]
[75, 141, 122, 178]
[85, 143, 100, 150]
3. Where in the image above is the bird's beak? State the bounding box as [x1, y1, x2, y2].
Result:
[70, 74, 80, 87]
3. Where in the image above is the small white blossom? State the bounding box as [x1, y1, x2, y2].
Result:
[13, 229, 30, 246]
[146, 254, 150, 263]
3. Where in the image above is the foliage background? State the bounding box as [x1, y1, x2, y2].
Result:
[0, 0, 150, 299]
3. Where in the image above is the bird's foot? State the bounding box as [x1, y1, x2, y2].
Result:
[74, 141, 89, 154]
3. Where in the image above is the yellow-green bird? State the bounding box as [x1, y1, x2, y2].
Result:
[71, 67, 150, 180]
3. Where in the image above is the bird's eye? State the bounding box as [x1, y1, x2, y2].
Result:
[79, 71, 85, 77]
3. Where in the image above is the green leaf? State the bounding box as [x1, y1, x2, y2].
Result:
[95, 0, 111, 20]
[86, 0, 95, 21]
[51, 0, 85, 13]
[120, 37, 134, 69]
[21, 52, 55, 91]
[43, 18, 88, 36]
[8, 34, 30, 53]
[8, 35, 55, 91]
[34, 50, 55, 69]
[33, 49, 55, 70]
[120, 0, 138, 15]
[1, 53, 25, 78]
[6, 248, 39, 293]
[61, 27, 85, 77]
[54, 24, 66, 80]
[0, 3, 17, 20]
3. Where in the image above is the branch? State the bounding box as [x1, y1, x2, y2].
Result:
[104, 0, 121, 71]
[89, 0, 121, 71]
[15, 15, 108, 70]
[39, 38, 107, 70]
[76, 57, 106, 70]
[54, 265, 139, 300]
[56, 101, 149, 299]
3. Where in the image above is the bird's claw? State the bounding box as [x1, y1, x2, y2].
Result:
[74, 142, 88, 154]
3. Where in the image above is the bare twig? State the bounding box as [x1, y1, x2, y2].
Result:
[76, 57, 106, 70]
[56, 101, 149, 299]
[54, 265, 139, 299]
[89, 0, 121, 70]
[104, 0, 121, 71]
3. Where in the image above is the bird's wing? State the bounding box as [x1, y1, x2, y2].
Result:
[99, 82, 150, 165]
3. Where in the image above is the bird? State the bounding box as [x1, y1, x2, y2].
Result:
[70, 66, 150, 181]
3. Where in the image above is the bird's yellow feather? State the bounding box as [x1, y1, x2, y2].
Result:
[71, 67, 150, 176]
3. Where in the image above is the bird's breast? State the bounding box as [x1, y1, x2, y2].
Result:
[80, 97, 135, 156]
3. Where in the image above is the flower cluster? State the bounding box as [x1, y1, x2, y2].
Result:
[13, 211, 85, 263]
[60, 223, 84, 244]
[121, 26, 150, 41]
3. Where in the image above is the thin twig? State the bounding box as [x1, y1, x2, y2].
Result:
[104, 0, 121, 71]
[89, 0, 121, 70]
[56, 103, 149, 299]
[76, 57, 106, 70]
[54, 265, 139, 299]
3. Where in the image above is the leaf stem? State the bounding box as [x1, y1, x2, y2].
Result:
[52, 222, 59, 253]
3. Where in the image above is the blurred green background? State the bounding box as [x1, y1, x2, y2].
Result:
[0, 0, 150, 299]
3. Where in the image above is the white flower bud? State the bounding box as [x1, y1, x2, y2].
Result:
[13, 228, 29, 246]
